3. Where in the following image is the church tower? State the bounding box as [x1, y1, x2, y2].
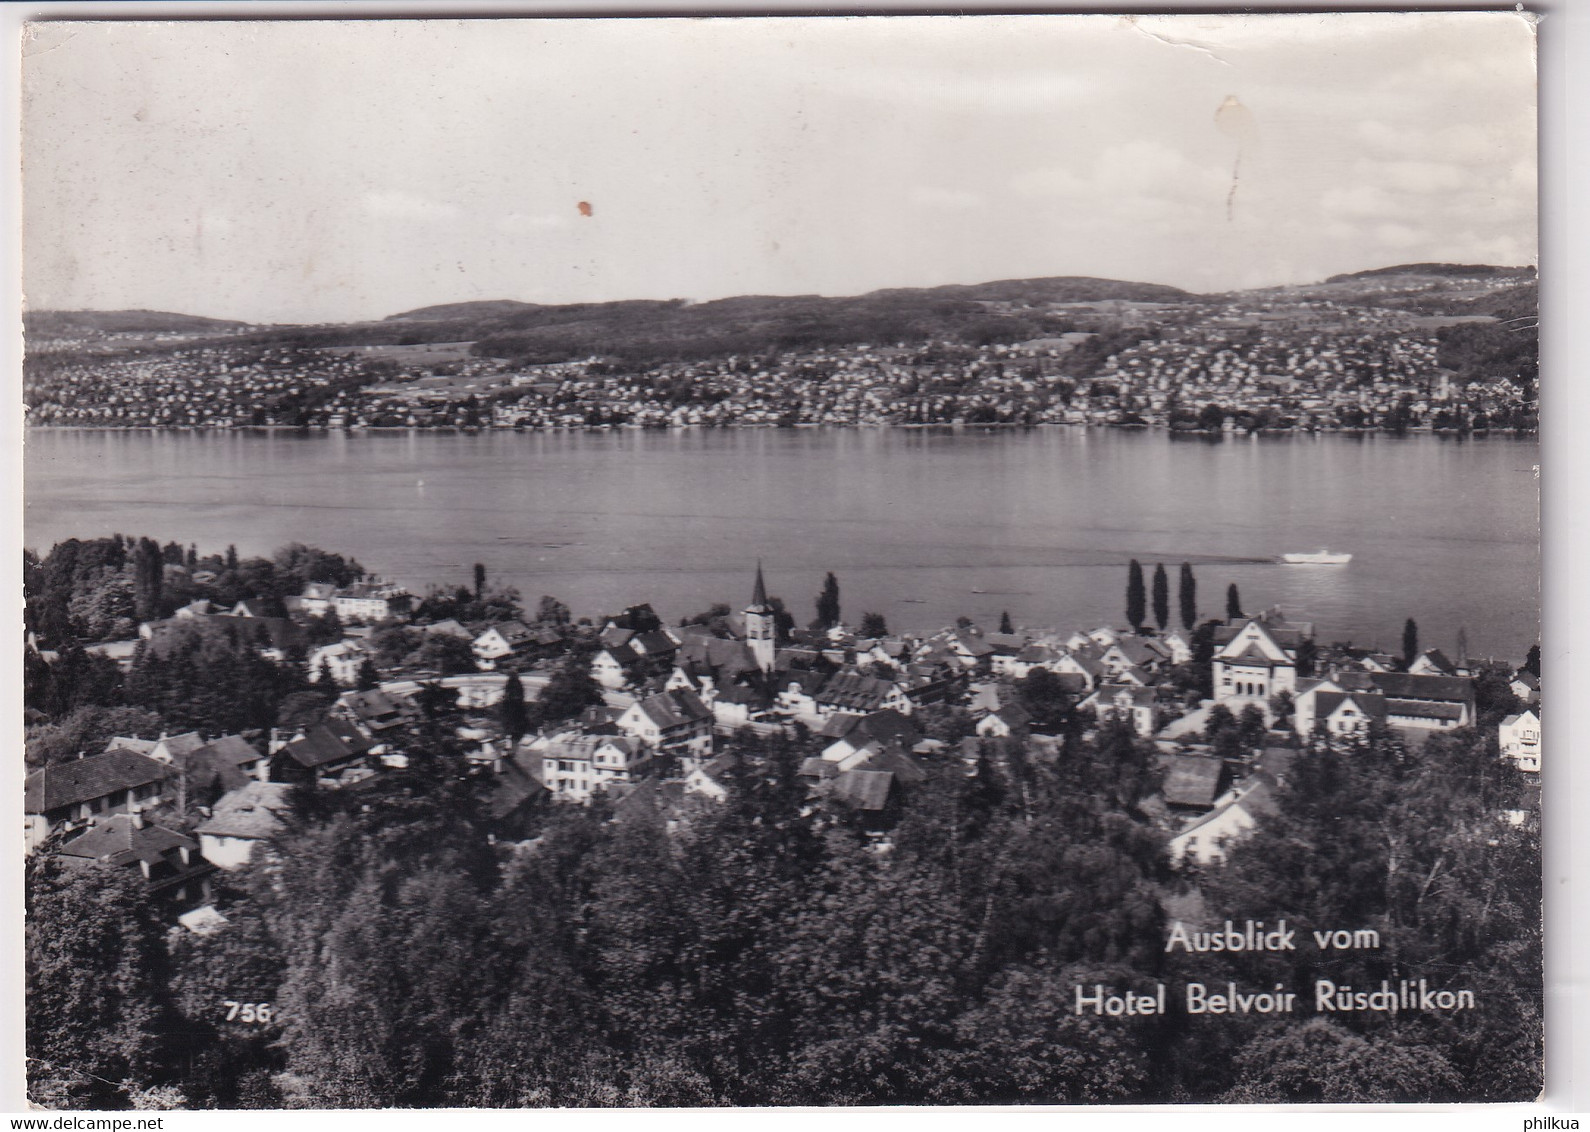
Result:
[744, 561, 776, 674]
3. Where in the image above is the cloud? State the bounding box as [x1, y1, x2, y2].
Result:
[1014, 141, 1229, 225]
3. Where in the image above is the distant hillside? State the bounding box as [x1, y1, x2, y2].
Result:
[161, 276, 1195, 366]
[865, 276, 1192, 304]
[384, 300, 542, 322]
[1326, 263, 1535, 283]
[23, 266, 1534, 369]
[23, 309, 250, 336]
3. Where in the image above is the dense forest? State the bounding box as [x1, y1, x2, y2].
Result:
[22, 536, 1542, 1108]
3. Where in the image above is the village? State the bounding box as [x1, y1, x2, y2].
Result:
[22, 553, 1543, 933]
[23, 285, 1536, 434]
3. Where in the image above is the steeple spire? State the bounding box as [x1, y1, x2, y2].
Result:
[751, 560, 769, 610]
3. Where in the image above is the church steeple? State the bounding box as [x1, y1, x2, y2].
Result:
[744, 561, 775, 673]
[750, 560, 769, 611]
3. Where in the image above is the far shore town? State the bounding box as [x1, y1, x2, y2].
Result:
[24, 267, 1537, 434]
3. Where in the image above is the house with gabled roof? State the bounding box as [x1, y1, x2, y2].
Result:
[823, 769, 897, 818]
[616, 689, 715, 766]
[333, 688, 410, 739]
[472, 620, 537, 670]
[1168, 771, 1280, 866]
[272, 720, 374, 785]
[976, 702, 1033, 739]
[815, 669, 914, 718]
[309, 640, 369, 684]
[1082, 683, 1160, 738]
[684, 752, 740, 802]
[1365, 671, 1476, 730]
[1409, 649, 1458, 677]
[592, 642, 641, 689]
[539, 732, 654, 801]
[1051, 647, 1107, 691]
[59, 811, 216, 907]
[194, 781, 294, 869]
[1101, 636, 1163, 678]
[25, 751, 173, 851]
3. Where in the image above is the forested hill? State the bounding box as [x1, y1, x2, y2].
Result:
[23, 310, 250, 336]
[1325, 263, 1535, 283]
[23, 275, 1195, 366]
[23, 265, 1537, 371]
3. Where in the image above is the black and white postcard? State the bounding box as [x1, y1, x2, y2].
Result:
[12, 10, 1544, 1111]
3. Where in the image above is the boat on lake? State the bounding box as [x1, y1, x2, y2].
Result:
[1280, 548, 1352, 565]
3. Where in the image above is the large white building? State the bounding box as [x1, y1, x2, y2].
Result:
[1212, 611, 1309, 705]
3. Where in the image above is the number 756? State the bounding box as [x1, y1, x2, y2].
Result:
[222, 1000, 274, 1024]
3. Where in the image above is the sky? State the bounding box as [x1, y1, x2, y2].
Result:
[20, 12, 1538, 324]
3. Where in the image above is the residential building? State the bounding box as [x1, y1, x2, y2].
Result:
[58, 811, 216, 907]
[615, 689, 715, 767]
[1499, 710, 1541, 773]
[24, 751, 172, 851]
[194, 781, 294, 869]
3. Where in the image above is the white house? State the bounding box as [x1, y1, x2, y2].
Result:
[193, 781, 294, 870]
[1499, 710, 1541, 773]
[539, 733, 652, 802]
[1083, 683, 1159, 738]
[309, 640, 369, 684]
[330, 580, 411, 624]
[1168, 773, 1279, 866]
[472, 621, 536, 670]
[591, 644, 640, 690]
[616, 690, 715, 767]
[976, 703, 1033, 739]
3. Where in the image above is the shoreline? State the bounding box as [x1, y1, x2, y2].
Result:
[20, 422, 1537, 438]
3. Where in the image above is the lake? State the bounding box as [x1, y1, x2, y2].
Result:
[23, 427, 1541, 661]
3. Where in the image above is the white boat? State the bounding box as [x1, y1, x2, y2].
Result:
[1280, 548, 1352, 565]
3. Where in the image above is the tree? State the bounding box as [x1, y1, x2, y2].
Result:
[534, 653, 605, 726]
[1125, 560, 1145, 631]
[26, 854, 171, 1107]
[859, 611, 889, 638]
[1178, 563, 1197, 630]
[132, 537, 163, 623]
[1523, 643, 1540, 677]
[1151, 564, 1169, 631]
[410, 633, 478, 676]
[225, 544, 239, 572]
[813, 572, 842, 631]
[1402, 618, 1419, 669]
[537, 595, 571, 626]
[25, 705, 165, 769]
[356, 657, 381, 692]
[1457, 626, 1470, 666]
[277, 690, 332, 731]
[1226, 583, 1243, 622]
[500, 670, 529, 745]
[473, 563, 487, 601]
[999, 610, 1013, 635]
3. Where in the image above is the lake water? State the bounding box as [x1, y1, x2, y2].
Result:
[23, 428, 1541, 661]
